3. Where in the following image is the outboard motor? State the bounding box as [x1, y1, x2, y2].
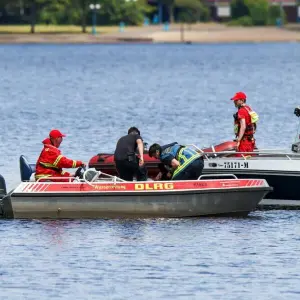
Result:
[0, 174, 7, 200]
[0, 174, 7, 217]
[292, 107, 300, 153]
[19, 155, 36, 181]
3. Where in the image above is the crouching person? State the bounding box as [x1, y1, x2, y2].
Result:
[35, 129, 85, 182]
[148, 142, 204, 181]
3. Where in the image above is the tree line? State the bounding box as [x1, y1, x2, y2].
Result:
[0, 0, 286, 34]
[0, 0, 210, 33]
[230, 0, 286, 26]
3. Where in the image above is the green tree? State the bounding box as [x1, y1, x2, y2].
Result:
[175, 0, 208, 23]
[268, 4, 286, 25]
[230, 0, 250, 19]
[70, 0, 101, 33]
[198, 0, 210, 22]
[122, 0, 153, 25]
[96, 0, 153, 26]
[1, 0, 70, 33]
[98, 0, 123, 25]
[30, 0, 73, 33]
[161, 0, 175, 23]
[16, 0, 46, 33]
[0, 0, 12, 9]
[39, 0, 70, 25]
[245, 0, 269, 25]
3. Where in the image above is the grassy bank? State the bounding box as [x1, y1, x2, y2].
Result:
[0, 23, 223, 34]
[0, 25, 135, 34]
[0, 23, 299, 34]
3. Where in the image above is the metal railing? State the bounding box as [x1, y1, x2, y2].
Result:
[198, 174, 238, 180]
[35, 169, 126, 184]
[185, 144, 300, 161]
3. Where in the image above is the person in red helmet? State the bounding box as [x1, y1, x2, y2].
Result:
[231, 92, 259, 157]
[35, 129, 85, 182]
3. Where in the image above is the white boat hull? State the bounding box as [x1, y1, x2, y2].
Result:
[203, 154, 300, 201]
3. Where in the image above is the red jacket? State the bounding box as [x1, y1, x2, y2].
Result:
[35, 138, 83, 181]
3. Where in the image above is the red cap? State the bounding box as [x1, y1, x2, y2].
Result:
[231, 92, 247, 101]
[49, 129, 66, 139]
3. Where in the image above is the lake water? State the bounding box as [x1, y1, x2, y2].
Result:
[0, 43, 300, 299]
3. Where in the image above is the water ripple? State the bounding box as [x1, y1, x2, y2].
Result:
[0, 43, 300, 299]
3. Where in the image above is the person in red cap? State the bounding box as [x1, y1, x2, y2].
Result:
[231, 92, 259, 157]
[35, 129, 85, 182]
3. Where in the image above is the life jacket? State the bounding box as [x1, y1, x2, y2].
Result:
[234, 105, 258, 138]
[160, 143, 181, 161]
[160, 144, 201, 180]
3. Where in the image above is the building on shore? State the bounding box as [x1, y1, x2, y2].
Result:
[148, 0, 300, 23]
[205, 0, 299, 22]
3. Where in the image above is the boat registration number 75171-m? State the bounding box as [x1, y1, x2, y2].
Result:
[223, 162, 249, 169]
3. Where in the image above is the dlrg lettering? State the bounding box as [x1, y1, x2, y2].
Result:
[134, 183, 174, 190]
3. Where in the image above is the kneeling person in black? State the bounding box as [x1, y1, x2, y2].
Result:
[114, 127, 146, 181]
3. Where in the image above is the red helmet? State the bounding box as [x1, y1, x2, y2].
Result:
[230, 92, 247, 101]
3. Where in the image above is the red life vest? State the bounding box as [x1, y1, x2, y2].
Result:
[233, 105, 257, 138]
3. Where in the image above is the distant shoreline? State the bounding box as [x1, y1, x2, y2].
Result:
[0, 24, 299, 44]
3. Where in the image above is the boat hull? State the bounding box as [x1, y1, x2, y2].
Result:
[1, 179, 271, 219]
[203, 156, 300, 201]
[88, 165, 298, 201]
[4, 189, 269, 219]
[202, 169, 300, 201]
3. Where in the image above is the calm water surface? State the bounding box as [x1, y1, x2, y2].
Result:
[0, 43, 300, 299]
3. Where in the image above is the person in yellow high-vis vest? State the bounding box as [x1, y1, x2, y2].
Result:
[149, 142, 204, 181]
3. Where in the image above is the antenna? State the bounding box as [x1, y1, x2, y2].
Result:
[291, 107, 300, 152]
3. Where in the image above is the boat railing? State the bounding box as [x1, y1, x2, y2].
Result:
[185, 144, 300, 161]
[198, 174, 238, 180]
[186, 144, 210, 160]
[82, 169, 126, 186]
[34, 169, 126, 184]
[35, 176, 76, 182]
[200, 151, 300, 160]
